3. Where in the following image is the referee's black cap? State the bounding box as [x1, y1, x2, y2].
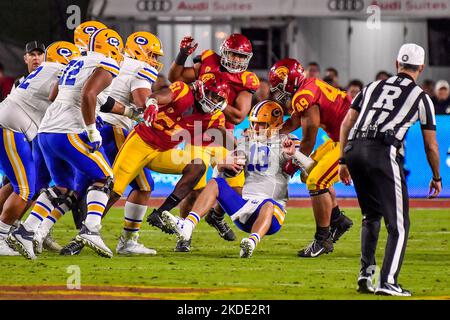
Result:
[25, 40, 45, 54]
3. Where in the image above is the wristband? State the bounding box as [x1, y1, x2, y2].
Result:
[432, 176, 442, 182]
[339, 157, 346, 165]
[99, 96, 116, 113]
[175, 51, 189, 65]
[86, 123, 97, 131]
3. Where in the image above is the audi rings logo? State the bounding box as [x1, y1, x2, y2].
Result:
[328, 0, 364, 12]
[137, 0, 172, 12]
[57, 48, 73, 57]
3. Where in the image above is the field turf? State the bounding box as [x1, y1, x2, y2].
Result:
[0, 207, 449, 300]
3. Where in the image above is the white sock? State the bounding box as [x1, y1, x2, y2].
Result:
[39, 203, 70, 236]
[0, 220, 11, 239]
[24, 193, 55, 232]
[123, 201, 147, 238]
[85, 189, 109, 230]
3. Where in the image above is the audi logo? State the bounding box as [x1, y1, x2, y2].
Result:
[328, 0, 364, 11]
[137, 0, 172, 12]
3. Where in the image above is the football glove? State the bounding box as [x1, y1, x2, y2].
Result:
[85, 123, 102, 153]
[123, 106, 144, 122]
[180, 36, 198, 56]
[143, 98, 159, 127]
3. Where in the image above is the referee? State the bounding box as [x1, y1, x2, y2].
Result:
[339, 43, 442, 296]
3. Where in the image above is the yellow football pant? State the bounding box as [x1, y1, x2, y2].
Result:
[306, 140, 340, 191]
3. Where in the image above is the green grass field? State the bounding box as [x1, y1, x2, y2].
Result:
[0, 207, 449, 299]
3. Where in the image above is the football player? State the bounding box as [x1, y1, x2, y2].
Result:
[0, 41, 80, 256]
[8, 29, 124, 260]
[161, 100, 313, 258]
[106, 75, 231, 239]
[74, 20, 107, 55]
[168, 33, 260, 251]
[59, 31, 164, 256]
[268, 58, 354, 258]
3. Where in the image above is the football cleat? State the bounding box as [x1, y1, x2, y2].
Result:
[0, 237, 20, 256]
[205, 209, 236, 241]
[174, 238, 192, 253]
[60, 238, 85, 256]
[375, 283, 412, 297]
[116, 234, 157, 255]
[147, 209, 175, 234]
[239, 238, 255, 258]
[298, 237, 334, 258]
[330, 212, 353, 243]
[161, 211, 193, 241]
[357, 265, 376, 294]
[43, 229, 63, 253]
[75, 224, 112, 258]
[33, 228, 47, 255]
[7, 224, 36, 260]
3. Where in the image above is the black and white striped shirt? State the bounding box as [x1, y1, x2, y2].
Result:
[350, 73, 436, 142]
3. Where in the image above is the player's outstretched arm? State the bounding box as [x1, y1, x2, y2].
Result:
[168, 36, 199, 83]
[299, 105, 320, 155]
[280, 111, 302, 135]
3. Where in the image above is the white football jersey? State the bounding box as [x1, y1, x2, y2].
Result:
[39, 51, 120, 134]
[236, 134, 297, 208]
[0, 62, 63, 140]
[99, 56, 157, 131]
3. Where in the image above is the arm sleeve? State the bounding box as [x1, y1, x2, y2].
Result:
[291, 89, 315, 113]
[242, 72, 260, 93]
[130, 77, 152, 92]
[137, 66, 158, 85]
[96, 60, 120, 78]
[418, 93, 436, 131]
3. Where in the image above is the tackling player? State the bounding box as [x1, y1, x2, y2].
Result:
[106, 75, 231, 238]
[168, 33, 260, 251]
[8, 29, 124, 260]
[0, 41, 80, 256]
[269, 58, 353, 258]
[161, 100, 313, 258]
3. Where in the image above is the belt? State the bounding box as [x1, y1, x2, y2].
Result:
[351, 131, 402, 149]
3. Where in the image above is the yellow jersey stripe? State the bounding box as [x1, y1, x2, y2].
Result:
[139, 69, 158, 82]
[98, 64, 119, 77]
[67, 134, 113, 177]
[112, 127, 125, 150]
[3, 130, 29, 200]
[173, 83, 190, 102]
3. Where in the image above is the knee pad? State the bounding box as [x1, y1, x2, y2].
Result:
[44, 187, 78, 208]
[87, 176, 114, 195]
[309, 188, 330, 197]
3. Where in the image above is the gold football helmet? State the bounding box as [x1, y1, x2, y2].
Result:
[74, 20, 107, 53]
[248, 100, 284, 140]
[88, 28, 124, 65]
[45, 41, 80, 65]
[124, 31, 164, 71]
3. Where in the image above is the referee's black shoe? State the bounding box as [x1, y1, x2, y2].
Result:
[330, 212, 353, 243]
[298, 236, 333, 258]
[375, 283, 412, 296]
[357, 265, 376, 294]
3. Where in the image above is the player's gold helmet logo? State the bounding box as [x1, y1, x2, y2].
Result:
[275, 66, 289, 80]
[201, 73, 215, 83]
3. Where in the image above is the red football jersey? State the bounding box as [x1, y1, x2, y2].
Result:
[183, 109, 226, 147]
[135, 81, 225, 150]
[197, 50, 260, 129]
[291, 78, 351, 142]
